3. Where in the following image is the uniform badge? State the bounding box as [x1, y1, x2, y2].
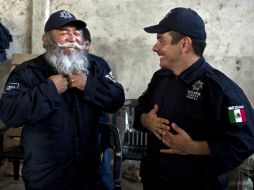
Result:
[228, 105, 247, 123]
[105, 71, 116, 83]
[186, 80, 203, 101]
[59, 11, 73, 19]
[192, 80, 203, 91]
[5, 82, 19, 91]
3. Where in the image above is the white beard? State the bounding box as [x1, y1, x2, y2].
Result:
[44, 42, 89, 75]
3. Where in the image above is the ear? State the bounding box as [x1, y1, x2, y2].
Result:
[181, 37, 192, 53]
[84, 40, 90, 53]
[42, 34, 49, 48]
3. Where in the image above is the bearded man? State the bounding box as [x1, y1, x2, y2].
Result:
[0, 10, 125, 190]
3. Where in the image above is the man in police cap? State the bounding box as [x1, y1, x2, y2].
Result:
[0, 10, 125, 190]
[133, 7, 254, 190]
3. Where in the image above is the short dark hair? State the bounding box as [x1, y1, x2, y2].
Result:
[190, 37, 206, 56]
[169, 31, 206, 56]
[83, 28, 91, 43]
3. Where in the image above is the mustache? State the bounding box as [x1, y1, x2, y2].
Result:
[56, 42, 86, 50]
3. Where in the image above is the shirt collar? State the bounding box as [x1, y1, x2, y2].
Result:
[178, 56, 207, 84]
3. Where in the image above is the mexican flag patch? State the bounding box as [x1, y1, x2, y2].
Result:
[228, 105, 247, 124]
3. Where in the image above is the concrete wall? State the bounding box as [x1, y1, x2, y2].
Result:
[0, 0, 254, 105]
[0, 0, 32, 55]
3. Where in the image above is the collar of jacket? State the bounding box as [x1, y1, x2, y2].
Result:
[179, 56, 208, 84]
[24, 54, 58, 76]
[157, 56, 208, 84]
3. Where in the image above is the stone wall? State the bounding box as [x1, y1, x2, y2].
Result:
[0, 0, 253, 105]
[0, 0, 32, 56]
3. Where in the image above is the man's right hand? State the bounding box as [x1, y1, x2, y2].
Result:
[140, 104, 170, 140]
[48, 74, 68, 94]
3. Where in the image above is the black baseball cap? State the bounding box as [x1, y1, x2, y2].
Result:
[144, 7, 206, 41]
[44, 10, 86, 33]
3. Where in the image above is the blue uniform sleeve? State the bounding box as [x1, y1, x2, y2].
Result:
[0, 66, 61, 127]
[133, 87, 151, 132]
[208, 86, 254, 172]
[83, 56, 125, 113]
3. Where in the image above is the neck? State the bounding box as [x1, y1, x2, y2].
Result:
[171, 54, 200, 76]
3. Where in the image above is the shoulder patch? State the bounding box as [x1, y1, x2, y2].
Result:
[228, 105, 247, 124]
[5, 82, 19, 91]
[105, 71, 116, 83]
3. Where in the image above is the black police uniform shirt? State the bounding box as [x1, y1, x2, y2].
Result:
[0, 54, 125, 189]
[133, 56, 254, 181]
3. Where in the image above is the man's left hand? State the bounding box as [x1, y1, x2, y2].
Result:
[160, 122, 210, 155]
[160, 122, 193, 155]
[67, 73, 87, 91]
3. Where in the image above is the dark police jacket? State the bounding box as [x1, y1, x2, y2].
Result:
[0, 54, 125, 189]
[0, 22, 12, 62]
[133, 57, 254, 188]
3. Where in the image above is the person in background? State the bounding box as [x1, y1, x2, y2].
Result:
[0, 22, 12, 62]
[0, 10, 125, 190]
[133, 7, 254, 190]
[83, 27, 115, 190]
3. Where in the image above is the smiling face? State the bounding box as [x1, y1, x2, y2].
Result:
[152, 32, 182, 70]
[42, 26, 89, 75]
[50, 26, 84, 54]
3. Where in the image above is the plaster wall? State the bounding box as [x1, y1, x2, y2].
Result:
[0, 0, 254, 105]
